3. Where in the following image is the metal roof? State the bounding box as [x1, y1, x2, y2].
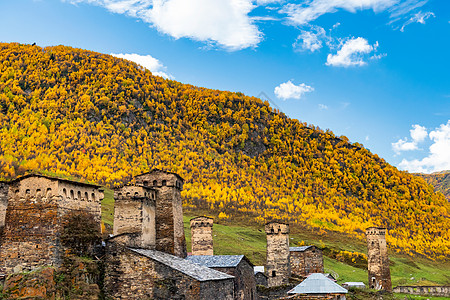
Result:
[289, 246, 314, 252]
[288, 273, 348, 294]
[130, 249, 234, 282]
[186, 255, 247, 268]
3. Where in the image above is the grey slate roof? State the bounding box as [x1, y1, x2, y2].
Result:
[288, 273, 348, 294]
[130, 249, 234, 282]
[289, 246, 313, 252]
[186, 255, 245, 268]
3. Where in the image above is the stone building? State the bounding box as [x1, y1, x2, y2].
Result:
[0, 181, 8, 231]
[0, 174, 103, 275]
[190, 216, 214, 255]
[186, 255, 258, 300]
[113, 185, 157, 249]
[366, 227, 392, 291]
[289, 245, 324, 278]
[134, 169, 187, 258]
[265, 222, 290, 287]
[287, 273, 348, 299]
[104, 241, 235, 300]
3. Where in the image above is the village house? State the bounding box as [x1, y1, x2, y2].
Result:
[290, 245, 324, 278]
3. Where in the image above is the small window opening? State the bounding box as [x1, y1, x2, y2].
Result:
[272, 270, 276, 277]
[143, 181, 149, 186]
[162, 180, 167, 186]
[153, 180, 157, 186]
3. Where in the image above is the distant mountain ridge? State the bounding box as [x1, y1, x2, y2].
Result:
[0, 42, 449, 259]
[414, 171, 450, 201]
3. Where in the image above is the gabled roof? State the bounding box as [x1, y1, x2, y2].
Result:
[130, 249, 234, 282]
[186, 255, 253, 268]
[289, 245, 317, 252]
[5, 174, 102, 189]
[134, 169, 184, 182]
[288, 273, 348, 295]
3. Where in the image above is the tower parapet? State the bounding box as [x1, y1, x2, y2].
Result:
[366, 227, 392, 291]
[190, 216, 214, 255]
[265, 222, 290, 287]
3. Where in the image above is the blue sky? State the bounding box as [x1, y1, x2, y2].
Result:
[1, 0, 449, 173]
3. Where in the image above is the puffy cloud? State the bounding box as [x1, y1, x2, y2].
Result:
[400, 11, 435, 31]
[110, 53, 173, 79]
[392, 124, 427, 154]
[68, 0, 262, 50]
[274, 80, 314, 100]
[293, 26, 327, 52]
[326, 37, 378, 67]
[318, 103, 328, 110]
[398, 121, 450, 173]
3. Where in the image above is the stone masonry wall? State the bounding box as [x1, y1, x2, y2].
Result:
[104, 241, 234, 300]
[290, 247, 324, 277]
[213, 260, 258, 300]
[265, 222, 290, 287]
[0, 181, 8, 230]
[190, 216, 213, 255]
[393, 286, 450, 297]
[135, 170, 187, 258]
[113, 186, 156, 249]
[366, 227, 392, 291]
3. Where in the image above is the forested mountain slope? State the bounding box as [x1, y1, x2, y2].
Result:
[415, 171, 450, 202]
[0, 43, 449, 259]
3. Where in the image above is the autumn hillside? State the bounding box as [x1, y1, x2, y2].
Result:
[0, 43, 449, 259]
[415, 171, 450, 202]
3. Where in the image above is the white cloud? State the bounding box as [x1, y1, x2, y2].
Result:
[400, 11, 435, 31]
[111, 53, 173, 79]
[274, 80, 314, 100]
[68, 0, 262, 50]
[255, 0, 283, 5]
[398, 121, 450, 173]
[281, 0, 398, 26]
[293, 26, 327, 52]
[318, 103, 328, 110]
[326, 37, 378, 67]
[392, 124, 427, 154]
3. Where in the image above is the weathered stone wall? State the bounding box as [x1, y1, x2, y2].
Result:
[113, 185, 156, 249]
[213, 259, 258, 300]
[104, 241, 234, 300]
[393, 286, 450, 297]
[265, 222, 290, 287]
[255, 272, 267, 287]
[0, 176, 103, 275]
[0, 181, 8, 230]
[190, 216, 214, 255]
[366, 227, 392, 291]
[135, 170, 187, 258]
[290, 247, 324, 277]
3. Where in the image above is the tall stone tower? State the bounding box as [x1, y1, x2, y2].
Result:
[0, 182, 8, 231]
[113, 185, 156, 249]
[366, 227, 392, 291]
[265, 222, 290, 287]
[134, 169, 187, 258]
[190, 216, 214, 255]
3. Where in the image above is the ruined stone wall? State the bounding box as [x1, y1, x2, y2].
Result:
[290, 247, 324, 277]
[0, 181, 9, 230]
[265, 222, 290, 287]
[113, 186, 156, 249]
[366, 227, 392, 291]
[393, 286, 450, 297]
[190, 216, 213, 255]
[104, 242, 234, 300]
[213, 260, 258, 300]
[135, 171, 187, 258]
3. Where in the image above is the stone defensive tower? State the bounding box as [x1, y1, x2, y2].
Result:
[190, 216, 214, 255]
[0, 175, 103, 275]
[265, 222, 290, 287]
[134, 169, 187, 258]
[0, 182, 8, 231]
[113, 185, 157, 249]
[366, 227, 392, 291]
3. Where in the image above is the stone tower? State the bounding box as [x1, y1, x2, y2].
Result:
[190, 216, 214, 255]
[113, 185, 156, 249]
[134, 169, 187, 258]
[0, 182, 8, 231]
[265, 222, 290, 287]
[0, 175, 103, 275]
[366, 227, 392, 291]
